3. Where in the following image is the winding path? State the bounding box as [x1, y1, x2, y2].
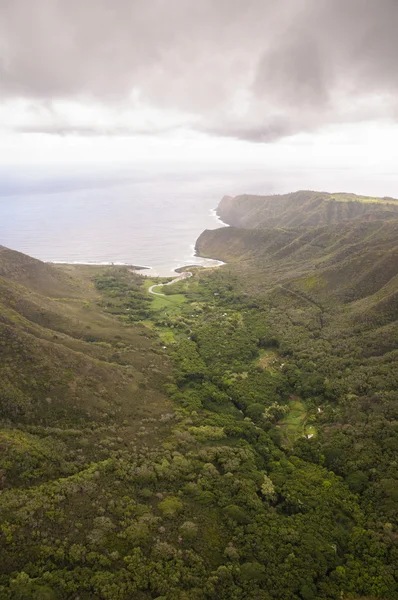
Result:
[148, 271, 192, 297]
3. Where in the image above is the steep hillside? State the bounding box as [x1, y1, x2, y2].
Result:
[196, 203, 398, 578]
[197, 219, 398, 300]
[217, 190, 398, 229]
[197, 217, 398, 376]
[0, 249, 170, 441]
[0, 245, 88, 298]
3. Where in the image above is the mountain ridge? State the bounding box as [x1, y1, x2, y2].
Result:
[217, 190, 398, 229]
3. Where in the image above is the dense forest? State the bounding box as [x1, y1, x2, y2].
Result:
[0, 191, 397, 599]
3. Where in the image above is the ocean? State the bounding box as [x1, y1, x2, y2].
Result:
[1, 163, 397, 276]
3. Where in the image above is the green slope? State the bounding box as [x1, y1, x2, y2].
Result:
[195, 194, 398, 585]
[217, 190, 398, 229]
[197, 219, 398, 306]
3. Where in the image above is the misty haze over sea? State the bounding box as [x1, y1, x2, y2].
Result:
[1, 163, 398, 276]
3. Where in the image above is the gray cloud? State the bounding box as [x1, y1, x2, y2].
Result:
[1, 0, 397, 141]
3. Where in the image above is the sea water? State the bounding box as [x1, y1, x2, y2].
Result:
[1, 163, 397, 276]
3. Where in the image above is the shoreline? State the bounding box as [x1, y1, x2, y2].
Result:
[48, 260, 150, 270]
[48, 203, 228, 277]
[52, 258, 226, 278]
[209, 207, 230, 228]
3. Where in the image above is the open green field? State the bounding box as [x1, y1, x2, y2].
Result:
[150, 292, 188, 311]
[330, 193, 398, 204]
[256, 349, 279, 371]
[141, 319, 176, 344]
[141, 276, 195, 345]
[278, 397, 314, 444]
[143, 277, 188, 311]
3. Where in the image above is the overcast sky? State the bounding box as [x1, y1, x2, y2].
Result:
[1, 0, 398, 168]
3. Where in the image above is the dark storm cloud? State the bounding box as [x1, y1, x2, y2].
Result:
[1, 0, 397, 141]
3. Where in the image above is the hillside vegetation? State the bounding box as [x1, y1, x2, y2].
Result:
[0, 249, 169, 428]
[217, 190, 398, 229]
[1, 185, 398, 600]
[197, 218, 398, 302]
[196, 193, 398, 598]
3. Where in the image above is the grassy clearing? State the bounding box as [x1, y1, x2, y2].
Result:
[257, 349, 279, 371]
[151, 293, 187, 310]
[143, 277, 189, 312]
[304, 424, 317, 438]
[329, 193, 398, 204]
[142, 277, 162, 292]
[140, 275, 196, 346]
[279, 398, 309, 444]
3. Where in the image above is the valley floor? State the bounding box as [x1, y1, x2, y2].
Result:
[0, 255, 397, 600]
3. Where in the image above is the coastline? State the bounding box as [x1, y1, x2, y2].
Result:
[209, 207, 230, 228]
[48, 202, 230, 277]
[49, 260, 150, 271]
